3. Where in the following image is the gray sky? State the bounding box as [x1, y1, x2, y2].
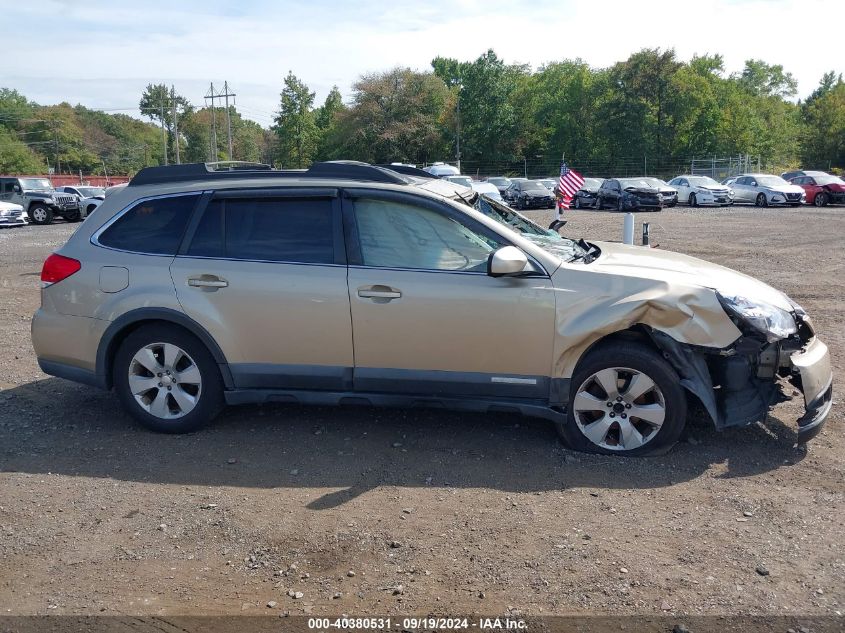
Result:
[4, 0, 843, 127]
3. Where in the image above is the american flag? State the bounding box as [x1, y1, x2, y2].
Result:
[557, 162, 585, 210]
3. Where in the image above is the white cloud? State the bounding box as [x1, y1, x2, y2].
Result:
[4, 0, 843, 125]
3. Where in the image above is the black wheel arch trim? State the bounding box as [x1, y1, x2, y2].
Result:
[95, 307, 234, 390]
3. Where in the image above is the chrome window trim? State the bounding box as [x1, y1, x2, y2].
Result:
[90, 191, 207, 255]
[173, 254, 345, 269]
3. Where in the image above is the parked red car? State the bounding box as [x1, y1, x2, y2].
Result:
[789, 173, 845, 207]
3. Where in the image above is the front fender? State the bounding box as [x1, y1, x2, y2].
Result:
[550, 269, 741, 380]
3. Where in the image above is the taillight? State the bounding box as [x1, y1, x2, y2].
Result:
[41, 253, 81, 287]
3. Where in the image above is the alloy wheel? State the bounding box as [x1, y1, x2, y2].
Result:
[814, 193, 826, 207]
[32, 207, 48, 222]
[128, 342, 202, 419]
[571, 367, 666, 451]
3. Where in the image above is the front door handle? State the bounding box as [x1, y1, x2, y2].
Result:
[188, 276, 228, 289]
[357, 285, 401, 300]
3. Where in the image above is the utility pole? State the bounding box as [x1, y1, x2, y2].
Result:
[159, 98, 168, 165]
[206, 83, 218, 162]
[53, 121, 61, 174]
[455, 85, 461, 172]
[171, 85, 180, 164]
[218, 81, 237, 161]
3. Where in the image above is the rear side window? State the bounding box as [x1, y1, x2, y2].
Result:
[98, 194, 198, 254]
[187, 198, 334, 264]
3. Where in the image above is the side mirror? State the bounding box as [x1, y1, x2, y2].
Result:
[13, 185, 21, 193]
[488, 246, 528, 277]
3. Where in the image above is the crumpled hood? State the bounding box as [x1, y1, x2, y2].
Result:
[588, 240, 792, 310]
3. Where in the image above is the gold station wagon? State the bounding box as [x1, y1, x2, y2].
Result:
[31, 161, 833, 455]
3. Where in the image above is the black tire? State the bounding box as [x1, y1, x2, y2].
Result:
[689, 193, 698, 207]
[813, 193, 826, 207]
[113, 324, 224, 433]
[616, 197, 624, 212]
[87, 203, 99, 215]
[62, 209, 82, 222]
[594, 196, 602, 210]
[557, 342, 688, 456]
[28, 204, 53, 225]
[574, 197, 581, 209]
[755, 193, 767, 207]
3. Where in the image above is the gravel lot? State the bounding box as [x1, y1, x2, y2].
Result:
[0, 205, 842, 620]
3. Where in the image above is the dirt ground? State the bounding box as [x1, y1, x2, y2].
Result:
[0, 205, 842, 620]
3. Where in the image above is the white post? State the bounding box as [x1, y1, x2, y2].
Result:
[623, 213, 635, 245]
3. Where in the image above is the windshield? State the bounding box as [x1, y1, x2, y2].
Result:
[757, 175, 789, 187]
[619, 178, 654, 189]
[643, 178, 669, 188]
[76, 187, 104, 197]
[473, 195, 587, 262]
[538, 179, 555, 189]
[487, 177, 510, 187]
[816, 175, 844, 185]
[20, 178, 52, 190]
[583, 178, 603, 189]
[446, 176, 473, 188]
[688, 176, 721, 187]
[523, 181, 548, 192]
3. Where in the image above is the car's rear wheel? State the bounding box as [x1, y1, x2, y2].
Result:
[28, 204, 53, 225]
[689, 193, 698, 207]
[755, 193, 767, 207]
[616, 197, 624, 212]
[557, 343, 687, 456]
[113, 324, 224, 433]
[87, 203, 99, 215]
[63, 209, 82, 222]
[594, 196, 602, 210]
[574, 197, 581, 209]
[814, 193, 827, 207]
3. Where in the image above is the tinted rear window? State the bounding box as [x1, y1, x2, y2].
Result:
[98, 194, 198, 254]
[187, 198, 334, 264]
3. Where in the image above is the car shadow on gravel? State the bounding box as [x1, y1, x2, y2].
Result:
[0, 378, 807, 509]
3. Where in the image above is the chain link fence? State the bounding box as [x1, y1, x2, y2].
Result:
[424, 154, 793, 182]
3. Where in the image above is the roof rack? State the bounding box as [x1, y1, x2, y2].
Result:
[374, 164, 436, 179]
[129, 160, 409, 187]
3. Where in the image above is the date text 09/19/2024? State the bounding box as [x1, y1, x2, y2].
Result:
[307, 617, 528, 630]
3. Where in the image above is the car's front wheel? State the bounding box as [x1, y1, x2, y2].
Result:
[557, 343, 687, 455]
[28, 204, 53, 225]
[813, 193, 827, 207]
[113, 324, 224, 433]
[755, 193, 768, 207]
[689, 193, 698, 207]
[616, 197, 624, 212]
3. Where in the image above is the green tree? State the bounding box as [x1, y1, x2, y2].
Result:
[327, 67, 450, 164]
[737, 59, 798, 98]
[273, 71, 319, 168]
[802, 79, 845, 169]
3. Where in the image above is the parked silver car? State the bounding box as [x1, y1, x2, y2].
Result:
[730, 174, 805, 207]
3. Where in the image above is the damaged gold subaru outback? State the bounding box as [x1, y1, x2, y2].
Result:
[32, 162, 832, 456]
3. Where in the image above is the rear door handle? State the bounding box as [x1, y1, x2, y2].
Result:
[188, 276, 228, 289]
[357, 285, 401, 300]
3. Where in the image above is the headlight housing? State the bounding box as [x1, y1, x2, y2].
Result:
[717, 293, 797, 342]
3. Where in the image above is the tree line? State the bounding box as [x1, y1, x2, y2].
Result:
[1, 48, 842, 176]
[280, 49, 844, 176]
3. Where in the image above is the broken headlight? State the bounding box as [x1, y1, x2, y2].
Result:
[717, 293, 797, 343]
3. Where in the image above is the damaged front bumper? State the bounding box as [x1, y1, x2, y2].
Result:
[790, 337, 833, 441]
[651, 329, 833, 441]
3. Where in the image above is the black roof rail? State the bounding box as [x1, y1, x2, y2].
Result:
[129, 160, 410, 187]
[374, 164, 436, 179]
